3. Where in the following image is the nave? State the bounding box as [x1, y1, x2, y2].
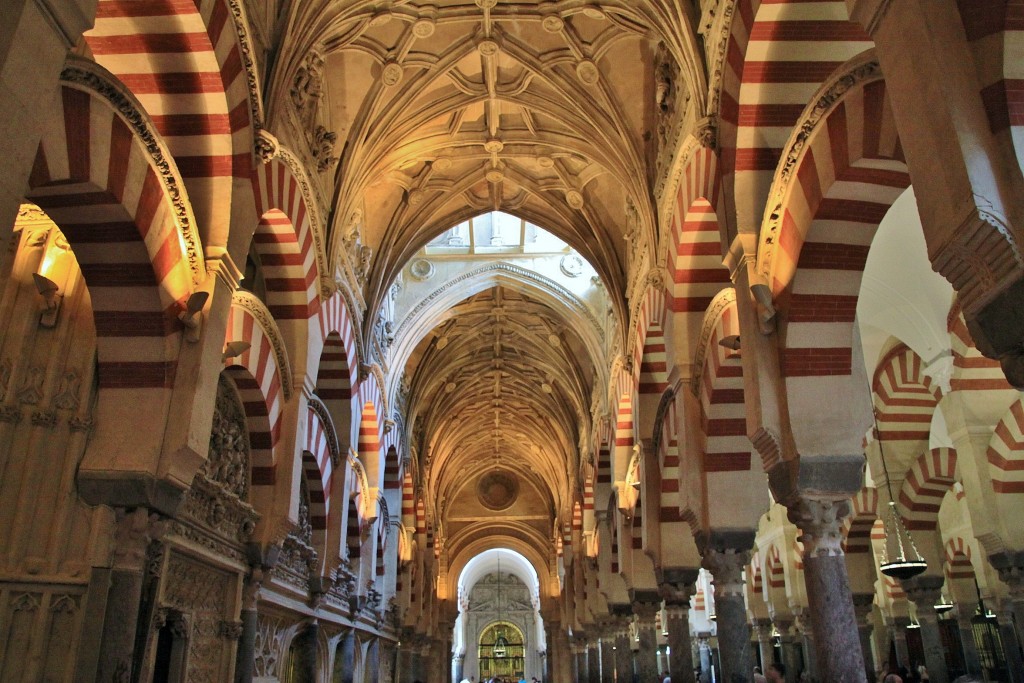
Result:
[0, 1, 1024, 682]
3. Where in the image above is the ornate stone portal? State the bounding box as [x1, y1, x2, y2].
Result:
[461, 572, 543, 681]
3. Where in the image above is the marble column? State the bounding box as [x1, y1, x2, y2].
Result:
[956, 605, 983, 677]
[753, 619, 774, 672]
[588, 640, 601, 683]
[575, 643, 588, 682]
[96, 509, 164, 683]
[789, 498, 866, 682]
[703, 548, 752, 683]
[235, 566, 265, 683]
[801, 620, 818, 680]
[614, 623, 634, 683]
[696, 635, 712, 683]
[665, 603, 697, 683]
[902, 577, 949, 683]
[890, 618, 911, 670]
[633, 603, 661, 683]
[599, 626, 616, 683]
[997, 607, 1024, 683]
[773, 620, 801, 683]
[851, 594, 875, 681]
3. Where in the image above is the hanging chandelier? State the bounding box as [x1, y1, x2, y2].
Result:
[870, 401, 927, 580]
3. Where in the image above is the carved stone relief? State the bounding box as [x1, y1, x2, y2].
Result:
[202, 375, 251, 500]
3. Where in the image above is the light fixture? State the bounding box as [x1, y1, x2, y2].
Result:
[718, 335, 741, 351]
[906, 619, 921, 630]
[871, 404, 927, 581]
[934, 597, 955, 615]
[222, 340, 251, 361]
[749, 274, 777, 334]
[32, 273, 61, 328]
[177, 290, 209, 342]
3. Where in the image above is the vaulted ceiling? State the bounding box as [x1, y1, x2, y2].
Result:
[261, 0, 706, 570]
[267, 0, 705, 322]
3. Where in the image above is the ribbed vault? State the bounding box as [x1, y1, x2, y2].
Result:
[403, 282, 598, 565]
[270, 0, 706, 331]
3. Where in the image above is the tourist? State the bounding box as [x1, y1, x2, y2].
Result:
[753, 665, 767, 683]
[765, 662, 786, 683]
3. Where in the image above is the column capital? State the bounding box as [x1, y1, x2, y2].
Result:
[111, 507, 168, 572]
[788, 496, 852, 558]
[702, 547, 750, 598]
[901, 575, 945, 616]
[631, 601, 661, 626]
[852, 593, 874, 624]
[752, 618, 774, 639]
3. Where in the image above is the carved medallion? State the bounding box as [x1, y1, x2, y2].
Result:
[477, 470, 519, 511]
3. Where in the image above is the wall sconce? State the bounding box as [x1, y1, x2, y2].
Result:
[718, 335, 741, 351]
[177, 291, 209, 342]
[32, 273, 61, 328]
[749, 273, 777, 334]
[222, 340, 251, 361]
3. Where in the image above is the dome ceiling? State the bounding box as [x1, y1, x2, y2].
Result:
[270, 0, 705, 323]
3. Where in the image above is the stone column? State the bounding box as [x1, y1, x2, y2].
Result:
[633, 603, 661, 683]
[665, 603, 697, 683]
[753, 619, 775, 672]
[696, 635, 712, 683]
[795, 616, 817, 681]
[890, 618, 911, 670]
[956, 604, 983, 677]
[902, 577, 949, 683]
[235, 566, 265, 683]
[851, 594, 875, 681]
[96, 509, 165, 683]
[599, 626, 616, 683]
[614, 622, 634, 683]
[575, 642, 588, 682]
[992, 562, 1024, 656]
[703, 548, 752, 683]
[588, 640, 601, 683]
[773, 620, 801, 683]
[789, 498, 866, 682]
[997, 606, 1024, 683]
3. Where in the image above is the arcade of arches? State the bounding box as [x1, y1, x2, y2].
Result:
[3, 1, 1024, 682]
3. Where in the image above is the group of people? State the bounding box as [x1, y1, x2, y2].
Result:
[459, 675, 539, 683]
[751, 663, 786, 682]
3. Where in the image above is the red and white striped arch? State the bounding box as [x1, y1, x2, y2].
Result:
[872, 343, 940, 446]
[760, 73, 909, 381]
[844, 487, 879, 554]
[957, 2, 1024, 169]
[401, 472, 415, 530]
[944, 536, 975, 581]
[764, 544, 786, 593]
[345, 494, 362, 563]
[383, 445, 402, 492]
[302, 404, 335, 531]
[85, 0, 256, 246]
[697, 291, 752, 475]
[223, 300, 285, 482]
[252, 158, 324, 320]
[29, 74, 201, 406]
[634, 287, 669, 396]
[719, 0, 873, 233]
[897, 447, 959, 531]
[948, 303, 1012, 393]
[666, 146, 730, 317]
[358, 399, 383, 493]
[657, 397, 684, 526]
[987, 396, 1024, 494]
[612, 392, 634, 508]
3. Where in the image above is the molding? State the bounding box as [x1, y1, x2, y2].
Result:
[394, 261, 604, 348]
[756, 53, 882, 284]
[60, 57, 205, 286]
[231, 290, 294, 400]
[273, 145, 330, 301]
[308, 395, 342, 467]
[225, 0, 266, 137]
[690, 287, 736, 398]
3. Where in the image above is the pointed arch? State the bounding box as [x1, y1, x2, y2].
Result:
[358, 400, 382, 493]
[987, 396, 1024, 494]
